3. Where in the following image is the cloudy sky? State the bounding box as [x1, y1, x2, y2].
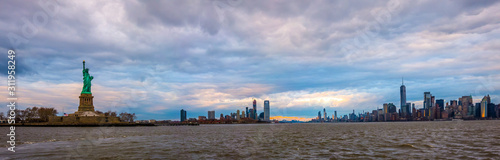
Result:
[1, 0, 499, 120]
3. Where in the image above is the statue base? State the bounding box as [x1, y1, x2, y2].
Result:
[78, 93, 95, 112]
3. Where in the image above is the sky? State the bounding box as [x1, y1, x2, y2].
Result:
[1, 0, 500, 121]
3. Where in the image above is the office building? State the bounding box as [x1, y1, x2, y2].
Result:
[323, 108, 327, 121]
[198, 116, 206, 121]
[249, 109, 254, 120]
[388, 103, 397, 113]
[253, 99, 257, 119]
[424, 92, 432, 109]
[436, 99, 445, 111]
[208, 110, 215, 120]
[475, 103, 481, 118]
[383, 103, 388, 114]
[318, 111, 321, 121]
[400, 78, 406, 110]
[236, 110, 240, 120]
[246, 107, 249, 119]
[481, 95, 490, 118]
[334, 111, 337, 121]
[264, 100, 270, 121]
[488, 103, 496, 118]
[180, 109, 187, 122]
[459, 95, 473, 116]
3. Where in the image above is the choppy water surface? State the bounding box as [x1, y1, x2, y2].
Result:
[1, 121, 500, 159]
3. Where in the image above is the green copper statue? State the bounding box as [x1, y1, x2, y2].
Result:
[81, 60, 93, 94]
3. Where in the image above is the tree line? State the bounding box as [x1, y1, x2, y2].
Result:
[0, 107, 136, 123]
[0, 107, 58, 123]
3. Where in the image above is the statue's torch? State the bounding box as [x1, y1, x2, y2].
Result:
[83, 60, 86, 69]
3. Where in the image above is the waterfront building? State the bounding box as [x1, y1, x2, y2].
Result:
[377, 109, 384, 121]
[431, 96, 435, 109]
[475, 103, 481, 118]
[253, 99, 257, 119]
[424, 92, 432, 110]
[198, 116, 206, 121]
[323, 108, 327, 121]
[388, 103, 397, 113]
[180, 109, 187, 122]
[264, 100, 270, 121]
[497, 104, 500, 118]
[481, 95, 490, 118]
[259, 112, 264, 120]
[383, 103, 388, 114]
[246, 107, 249, 119]
[468, 105, 475, 117]
[208, 110, 215, 120]
[249, 109, 255, 120]
[436, 99, 445, 111]
[488, 103, 496, 118]
[318, 111, 322, 121]
[459, 95, 473, 117]
[236, 110, 240, 120]
[334, 111, 337, 121]
[406, 103, 412, 116]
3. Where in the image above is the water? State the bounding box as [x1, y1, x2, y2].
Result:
[1, 121, 499, 159]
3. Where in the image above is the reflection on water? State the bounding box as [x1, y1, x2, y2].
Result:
[1, 121, 500, 159]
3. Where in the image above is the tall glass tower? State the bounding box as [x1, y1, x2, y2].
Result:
[180, 109, 187, 122]
[253, 99, 257, 119]
[400, 78, 406, 111]
[264, 100, 270, 121]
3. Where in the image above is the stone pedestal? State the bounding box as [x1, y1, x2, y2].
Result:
[78, 93, 95, 112]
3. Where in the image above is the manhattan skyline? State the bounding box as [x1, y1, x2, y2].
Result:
[1, 0, 500, 120]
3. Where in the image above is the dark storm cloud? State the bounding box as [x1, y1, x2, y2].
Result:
[1, 0, 499, 119]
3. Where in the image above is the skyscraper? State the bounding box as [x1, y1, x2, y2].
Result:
[406, 103, 412, 116]
[400, 77, 406, 110]
[246, 107, 249, 119]
[253, 99, 257, 119]
[436, 99, 444, 111]
[249, 109, 254, 120]
[424, 92, 432, 110]
[388, 103, 397, 113]
[481, 95, 490, 118]
[208, 110, 215, 120]
[318, 111, 322, 121]
[383, 103, 388, 114]
[334, 111, 337, 121]
[264, 100, 270, 121]
[236, 110, 240, 120]
[459, 95, 473, 116]
[424, 92, 431, 109]
[323, 108, 327, 121]
[180, 109, 187, 122]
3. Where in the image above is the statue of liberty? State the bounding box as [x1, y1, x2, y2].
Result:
[81, 60, 93, 94]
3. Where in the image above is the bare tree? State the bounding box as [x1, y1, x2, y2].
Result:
[119, 112, 136, 123]
[16, 109, 28, 123]
[105, 111, 117, 117]
[38, 107, 58, 122]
